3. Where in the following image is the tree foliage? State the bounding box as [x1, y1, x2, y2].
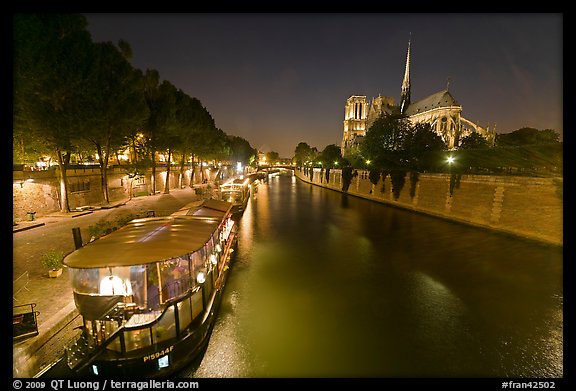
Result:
[317, 144, 343, 168]
[360, 113, 445, 171]
[14, 13, 254, 208]
[80, 40, 149, 201]
[228, 135, 258, 166]
[360, 114, 411, 169]
[496, 127, 560, 146]
[293, 142, 317, 166]
[266, 151, 280, 164]
[14, 13, 95, 212]
[403, 123, 445, 170]
[459, 132, 490, 149]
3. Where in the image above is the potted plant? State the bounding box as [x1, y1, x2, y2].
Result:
[41, 249, 64, 278]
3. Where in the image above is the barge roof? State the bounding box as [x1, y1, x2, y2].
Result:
[64, 200, 232, 268]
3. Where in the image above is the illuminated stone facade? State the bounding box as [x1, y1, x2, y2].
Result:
[341, 41, 495, 156]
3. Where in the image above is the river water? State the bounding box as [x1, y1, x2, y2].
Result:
[187, 172, 563, 378]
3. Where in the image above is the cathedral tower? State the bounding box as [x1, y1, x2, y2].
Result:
[400, 39, 411, 114]
[341, 95, 368, 156]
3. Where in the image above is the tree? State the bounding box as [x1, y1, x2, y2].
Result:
[228, 135, 258, 167]
[173, 92, 207, 189]
[167, 92, 227, 190]
[14, 13, 95, 213]
[80, 41, 149, 203]
[293, 142, 316, 166]
[152, 81, 180, 194]
[123, 160, 148, 200]
[13, 124, 47, 166]
[536, 129, 561, 144]
[459, 132, 490, 150]
[266, 151, 280, 165]
[141, 69, 172, 194]
[360, 113, 412, 169]
[318, 144, 343, 168]
[496, 127, 561, 146]
[403, 123, 446, 170]
[192, 121, 226, 184]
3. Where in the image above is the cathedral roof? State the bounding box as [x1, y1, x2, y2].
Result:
[404, 89, 460, 116]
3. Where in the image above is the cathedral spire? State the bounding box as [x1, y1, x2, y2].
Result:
[400, 36, 411, 114]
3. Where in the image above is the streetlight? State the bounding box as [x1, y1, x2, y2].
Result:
[447, 155, 455, 174]
[447, 155, 456, 195]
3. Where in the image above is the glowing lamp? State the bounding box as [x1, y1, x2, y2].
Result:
[99, 275, 131, 295]
[196, 271, 206, 284]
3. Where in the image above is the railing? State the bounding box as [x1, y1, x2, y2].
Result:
[13, 271, 30, 302]
[13, 303, 40, 342]
[66, 282, 194, 372]
[65, 304, 128, 371]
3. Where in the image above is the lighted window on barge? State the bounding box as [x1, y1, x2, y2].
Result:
[71, 267, 133, 296]
[69, 255, 195, 310]
[159, 256, 191, 304]
[222, 190, 244, 204]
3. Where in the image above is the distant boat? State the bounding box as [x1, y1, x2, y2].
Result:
[219, 176, 250, 215]
[247, 172, 266, 194]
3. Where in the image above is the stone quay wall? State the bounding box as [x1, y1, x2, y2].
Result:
[295, 168, 563, 247]
[13, 166, 220, 222]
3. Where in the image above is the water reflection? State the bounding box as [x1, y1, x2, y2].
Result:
[189, 174, 562, 378]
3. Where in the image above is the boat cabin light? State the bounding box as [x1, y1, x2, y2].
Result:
[99, 274, 132, 296]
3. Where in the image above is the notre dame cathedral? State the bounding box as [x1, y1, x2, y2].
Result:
[341, 40, 496, 157]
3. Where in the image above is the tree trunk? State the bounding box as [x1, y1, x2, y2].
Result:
[131, 135, 138, 163]
[179, 150, 187, 188]
[164, 148, 171, 194]
[97, 144, 110, 204]
[102, 156, 110, 203]
[200, 157, 205, 183]
[56, 148, 71, 214]
[189, 154, 196, 187]
[150, 148, 156, 195]
[129, 177, 134, 201]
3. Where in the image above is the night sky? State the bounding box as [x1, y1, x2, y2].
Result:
[84, 13, 563, 158]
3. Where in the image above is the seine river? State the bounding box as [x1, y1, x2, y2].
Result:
[184, 172, 562, 378]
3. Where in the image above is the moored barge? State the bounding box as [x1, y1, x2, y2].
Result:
[62, 199, 237, 377]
